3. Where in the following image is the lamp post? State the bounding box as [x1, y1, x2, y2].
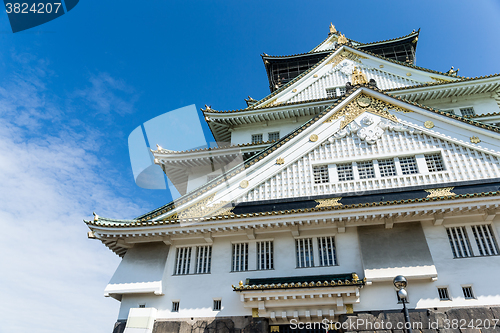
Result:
[393, 275, 412, 333]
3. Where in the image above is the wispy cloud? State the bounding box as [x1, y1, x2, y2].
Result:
[0, 55, 143, 333]
[73, 72, 140, 116]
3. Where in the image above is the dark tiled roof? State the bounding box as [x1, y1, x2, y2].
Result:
[233, 273, 364, 291]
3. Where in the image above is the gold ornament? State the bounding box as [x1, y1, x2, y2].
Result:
[352, 67, 368, 85]
[271, 326, 280, 333]
[329, 22, 337, 34]
[240, 180, 249, 188]
[470, 136, 481, 144]
[323, 94, 402, 128]
[292, 89, 297, 93]
[276, 157, 285, 165]
[309, 134, 318, 142]
[425, 187, 455, 198]
[424, 121, 434, 129]
[337, 33, 348, 45]
[315, 197, 342, 208]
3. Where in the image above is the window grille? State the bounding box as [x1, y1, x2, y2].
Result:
[337, 163, 354, 181]
[172, 301, 180, 312]
[251, 134, 263, 144]
[326, 88, 336, 98]
[446, 227, 473, 258]
[425, 153, 445, 172]
[195, 245, 212, 274]
[471, 224, 499, 256]
[231, 243, 248, 271]
[313, 165, 329, 184]
[399, 156, 418, 175]
[438, 288, 450, 301]
[460, 107, 475, 117]
[317, 236, 336, 266]
[213, 300, 221, 311]
[462, 286, 474, 299]
[256, 241, 274, 270]
[337, 86, 346, 96]
[357, 161, 375, 179]
[378, 159, 396, 177]
[296, 238, 314, 268]
[268, 131, 280, 141]
[174, 247, 192, 275]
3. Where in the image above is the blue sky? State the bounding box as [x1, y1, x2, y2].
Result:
[0, 1, 499, 332]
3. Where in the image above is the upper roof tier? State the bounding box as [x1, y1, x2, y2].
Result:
[263, 26, 420, 92]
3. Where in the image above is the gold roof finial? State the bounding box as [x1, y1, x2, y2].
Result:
[329, 22, 337, 34]
[239, 280, 244, 287]
[337, 33, 348, 45]
[351, 66, 368, 85]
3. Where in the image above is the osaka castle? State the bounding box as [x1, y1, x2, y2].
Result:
[86, 24, 500, 333]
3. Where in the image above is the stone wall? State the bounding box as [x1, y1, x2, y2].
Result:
[111, 307, 500, 333]
[338, 307, 500, 333]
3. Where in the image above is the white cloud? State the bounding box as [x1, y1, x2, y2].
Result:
[0, 58, 144, 333]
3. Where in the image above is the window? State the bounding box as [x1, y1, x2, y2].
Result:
[317, 236, 336, 266]
[232, 243, 248, 271]
[446, 227, 473, 258]
[447, 224, 499, 258]
[268, 131, 280, 141]
[378, 159, 396, 177]
[313, 165, 329, 184]
[296, 238, 314, 268]
[256, 241, 274, 270]
[195, 245, 212, 274]
[251, 134, 263, 144]
[471, 224, 499, 256]
[174, 247, 192, 275]
[213, 299, 222, 311]
[326, 88, 336, 98]
[438, 287, 450, 301]
[138, 304, 146, 308]
[425, 153, 445, 172]
[357, 161, 375, 179]
[337, 163, 354, 181]
[172, 301, 179, 312]
[462, 286, 475, 299]
[338, 86, 346, 96]
[399, 156, 418, 175]
[460, 107, 475, 117]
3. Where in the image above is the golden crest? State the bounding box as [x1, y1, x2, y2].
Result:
[357, 95, 371, 108]
[470, 136, 481, 144]
[424, 121, 434, 129]
[276, 157, 285, 165]
[309, 134, 319, 142]
[292, 89, 297, 93]
[271, 326, 280, 332]
[425, 187, 455, 198]
[352, 67, 368, 85]
[240, 180, 249, 188]
[252, 308, 259, 318]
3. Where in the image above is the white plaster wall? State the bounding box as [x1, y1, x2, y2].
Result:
[230, 116, 311, 145]
[419, 93, 499, 116]
[116, 226, 363, 320]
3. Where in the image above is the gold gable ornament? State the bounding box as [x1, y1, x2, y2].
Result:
[276, 157, 285, 165]
[329, 22, 337, 34]
[470, 136, 481, 144]
[425, 187, 455, 198]
[337, 33, 348, 45]
[352, 67, 368, 85]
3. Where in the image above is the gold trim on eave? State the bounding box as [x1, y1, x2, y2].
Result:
[315, 197, 342, 208]
[309, 134, 318, 142]
[240, 180, 249, 188]
[276, 157, 285, 165]
[425, 187, 455, 198]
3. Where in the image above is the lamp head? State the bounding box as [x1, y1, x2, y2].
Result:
[397, 288, 408, 300]
[393, 275, 407, 290]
